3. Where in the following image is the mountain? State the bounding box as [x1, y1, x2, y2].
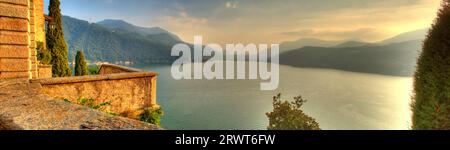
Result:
[334, 41, 370, 48]
[279, 40, 422, 76]
[62, 16, 184, 64]
[380, 28, 428, 44]
[280, 28, 428, 51]
[280, 38, 343, 52]
[97, 19, 166, 35]
[97, 19, 182, 44]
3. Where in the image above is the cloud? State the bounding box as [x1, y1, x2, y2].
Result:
[104, 0, 114, 4]
[273, 0, 440, 42]
[148, 0, 439, 43]
[153, 10, 210, 43]
[179, 11, 188, 18]
[225, 1, 238, 9]
[155, 12, 208, 29]
[282, 28, 387, 42]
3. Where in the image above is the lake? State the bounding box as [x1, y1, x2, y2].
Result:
[139, 64, 413, 130]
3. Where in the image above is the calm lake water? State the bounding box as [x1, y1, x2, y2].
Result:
[139, 63, 413, 130]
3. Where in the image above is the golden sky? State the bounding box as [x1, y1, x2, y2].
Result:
[55, 0, 443, 44]
[152, 0, 442, 44]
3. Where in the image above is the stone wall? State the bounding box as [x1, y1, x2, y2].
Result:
[30, 66, 159, 119]
[33, 0, 44, 45]
[0, 0, 42, 79]
[0, 0, 31, 79]
[99, 64, 158, 110]
[37, 64, 51, 78]
[28, 0, 38, 79]
[99, 64, 144, 75]
[0, 78, 160, 130]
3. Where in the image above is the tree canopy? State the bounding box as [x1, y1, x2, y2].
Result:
[266, 94, 321, 130]
[412, 0, 450, 129]
[74, 51, 88, 76]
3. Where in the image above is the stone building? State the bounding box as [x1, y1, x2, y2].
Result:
[0, 0, 47, 79]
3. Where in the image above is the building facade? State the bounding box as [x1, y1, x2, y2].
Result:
[0, 0, 45, 79]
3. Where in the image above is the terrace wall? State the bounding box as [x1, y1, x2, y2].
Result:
[30, 64, 159, 119]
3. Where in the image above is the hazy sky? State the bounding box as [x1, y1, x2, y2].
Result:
[44, 0, 442, 44]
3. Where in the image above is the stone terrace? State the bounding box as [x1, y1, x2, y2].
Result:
[0, 78, 159, 130]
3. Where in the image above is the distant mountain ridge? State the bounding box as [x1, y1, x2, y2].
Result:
[279, 40, 422, 76]
[380, 28, 428, 44]
[277, 28, 429, 76]
[334, 41, 370, 48]
[62, 16, 184, 64]
[280, 38, 342, 52]
[62, 15, 427, 76]
[281, 28, 428, 51]
[97, 19, 182, 43]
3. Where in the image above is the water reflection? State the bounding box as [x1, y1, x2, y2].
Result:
[139, 63, 413, 130]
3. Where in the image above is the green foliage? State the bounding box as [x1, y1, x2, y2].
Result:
[47, 0, 71, 77]
[266, 94, 321, 130]
[63, 98, 111, 111]
[412, 0, 450, 130]
[76, 98, 116, 116]
[77, 98, 111, 110]
[74, 51, 88, 76]
[140, 107, 164, 126]
[88, 65, 100, 75]
[64, 98, 116, 116]
[63, 99, 71, 103]
[36, 42, 51, 65]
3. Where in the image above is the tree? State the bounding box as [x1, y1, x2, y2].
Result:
[36, 42, 51, 65]
[412, 0, 450, 129]
[74, 51, 88, 76]
[88, 65, 100, 75]
[266, 94, 321, 130]
[46, 0, 72, 77]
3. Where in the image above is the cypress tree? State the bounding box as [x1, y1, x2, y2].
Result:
[74, 51, 88, 76]
[412, 0, 450, 129]
[46, 0, 72, 77]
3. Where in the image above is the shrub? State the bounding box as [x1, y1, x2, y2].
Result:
[88, 65, 100, 75]
[140, 107, 164, 126]
[266, 93, 321, 130]
[36, 42, 51, 65]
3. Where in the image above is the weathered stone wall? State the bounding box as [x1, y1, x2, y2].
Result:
[30, 69, 159, 119]
[0, 78, 160, 130]
[37, 64, 51, 78]
[33, 0, 44, 44]
[0, 0, 31, 79]
[99, 64, 158, 108]
[0, 0, 42, 79]
[99, 64, 144, 75]
[29, 0, 38, 79]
